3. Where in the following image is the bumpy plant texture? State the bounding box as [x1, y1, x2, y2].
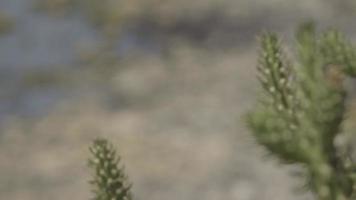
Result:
[88, 138, 133, 200]
[248, 23, 356, 200]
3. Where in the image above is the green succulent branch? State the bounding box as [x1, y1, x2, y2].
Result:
[320, 30, 356, 77]
[248, 22, 356, 200]
[88, 138, 133, 200]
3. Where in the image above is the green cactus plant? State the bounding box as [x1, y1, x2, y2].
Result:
[87, 22, 356, 200]
[247, 22, 356, 200]
[88, 138, 133, 200]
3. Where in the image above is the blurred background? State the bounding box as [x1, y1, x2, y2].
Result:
[1, 0, 356, 199]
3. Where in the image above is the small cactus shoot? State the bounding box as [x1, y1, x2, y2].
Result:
[88, 138, 133, 200]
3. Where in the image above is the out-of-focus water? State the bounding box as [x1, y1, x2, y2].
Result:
[0, 0, 179, 119]
[0, 0, 100, 118]
[0, 0, 356, 120]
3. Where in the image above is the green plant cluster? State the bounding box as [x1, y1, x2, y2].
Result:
[247, 22, 356, 200]
[88, 138, 133, 200]
[87, 23, 356, 200]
